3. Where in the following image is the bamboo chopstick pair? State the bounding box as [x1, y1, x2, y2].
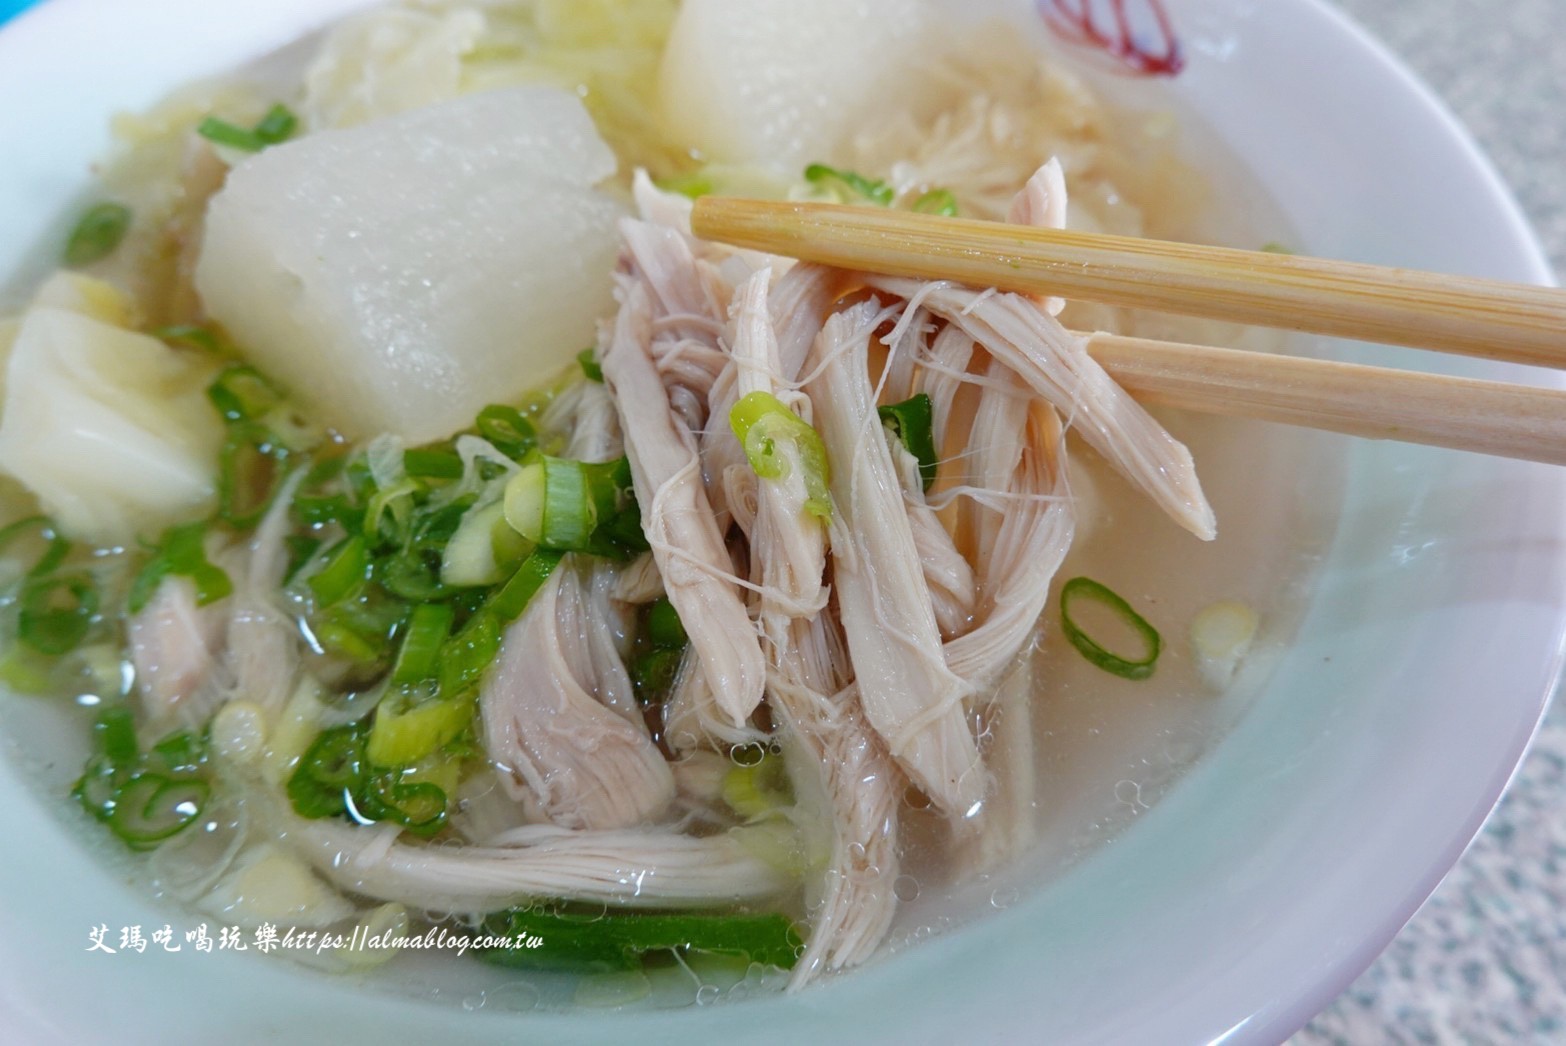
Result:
[691, 197, 1566, 466]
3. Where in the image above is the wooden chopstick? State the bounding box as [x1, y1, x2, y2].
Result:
[1084, 332, 1566, 465]
[691, 197, 1566, 370]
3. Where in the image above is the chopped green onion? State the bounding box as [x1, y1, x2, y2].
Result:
[197, 103, 298, 153]
[503, 457, 642, 556]
[293, 493, 360, 530]
[438, 611, 501, 696]
[282, 536, 322, 585]
[577, 348, 604, 383]
[378, 550, 449, 603]
[440, 501, 531, 588]
[0, 515, 71, 580]
[309, 590, 407, 666]
[358, 774, 448, 837]
[485, 549, 563, 624]
[251, 103, 298, 144]
[729, 391, 832, 520]
[127, 522, 233, 615]
[803, 163, 894, 207]
[878, 393, 939, 492]
[63, 202, 131, 267]
[480, 908, 804, 973]
[94, 705, 140, 769]
[912, 189, 959, 216]
[644, 598, 687, 650]
[390, 604, 454, 685]
[286, 723, 368, 819]
[631, 649, 683, 705]
[106, 773, 210, 850]
[73, 709, 210, 851]
[403, 447, 464, 480]
[476, 405, 537, 461]
[149, 730, 206, 776]
[1260, 241, 1295, 254]
[18, 574, 98, 655]
[1058, 576, 1161, 680]
[289, 721, 452, 835]
[368, 685, 474, 768]
[207, 365, 282, 423]
[542, 459, 593, 548]
[218, 425, 290, 528]
[309, 535, 371, 608]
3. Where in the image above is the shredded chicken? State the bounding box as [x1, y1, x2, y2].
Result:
[603, 273, 766, 733]
[287, 814, 794, 913]
[860, 277, 1215, 540]
[128, 576, 226, 728]
[807, 301, 985, 819]
[481, 563, 674, 831]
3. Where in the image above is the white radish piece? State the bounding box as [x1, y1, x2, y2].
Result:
[658, 0, 934, 171]
[197, 86, 624, 444]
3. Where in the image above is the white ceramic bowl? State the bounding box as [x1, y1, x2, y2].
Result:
[1, 0, 1561, 1042]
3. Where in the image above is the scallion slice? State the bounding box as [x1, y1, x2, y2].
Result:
[207, 364, 282, 423]
[504, 457, 642, 555]
[1058, 577, 1161, 680]
[218, 425, 289, 528]
[476, 405, 537, 461]
[577, 348, 604, 383]
[644, 598, 687, 650]
[390, 604, 454, 685]
[0, 515, 70, 580]
[878, 393, 939, 492]
[485, 549, 563, 624]
[368, 686, 473, 769]
[309, 535, 371, 608]
[729, 391, 832, 520]
[480, 908, 804, 973]
[438, 612, 501, 696]
[62, 202, 131, 267]
[106, 773, 210, 850]
[912, 189, 959, 216]
[18, 574, 98, 655]
[197, 103, 298, 153]
[127, 522, 233, 615]
[403, 447, 464, 480]
[803, 163, 894, 207]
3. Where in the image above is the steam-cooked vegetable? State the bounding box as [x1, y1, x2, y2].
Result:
[0, 278, 223, 544]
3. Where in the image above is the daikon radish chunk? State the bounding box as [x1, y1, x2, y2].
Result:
[0, 305, 222, 545]
[657, 0, 934, 171]
[196, 86, 624, 445]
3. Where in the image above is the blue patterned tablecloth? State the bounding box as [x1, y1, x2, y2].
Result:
[3, 0, 1562, 1040]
